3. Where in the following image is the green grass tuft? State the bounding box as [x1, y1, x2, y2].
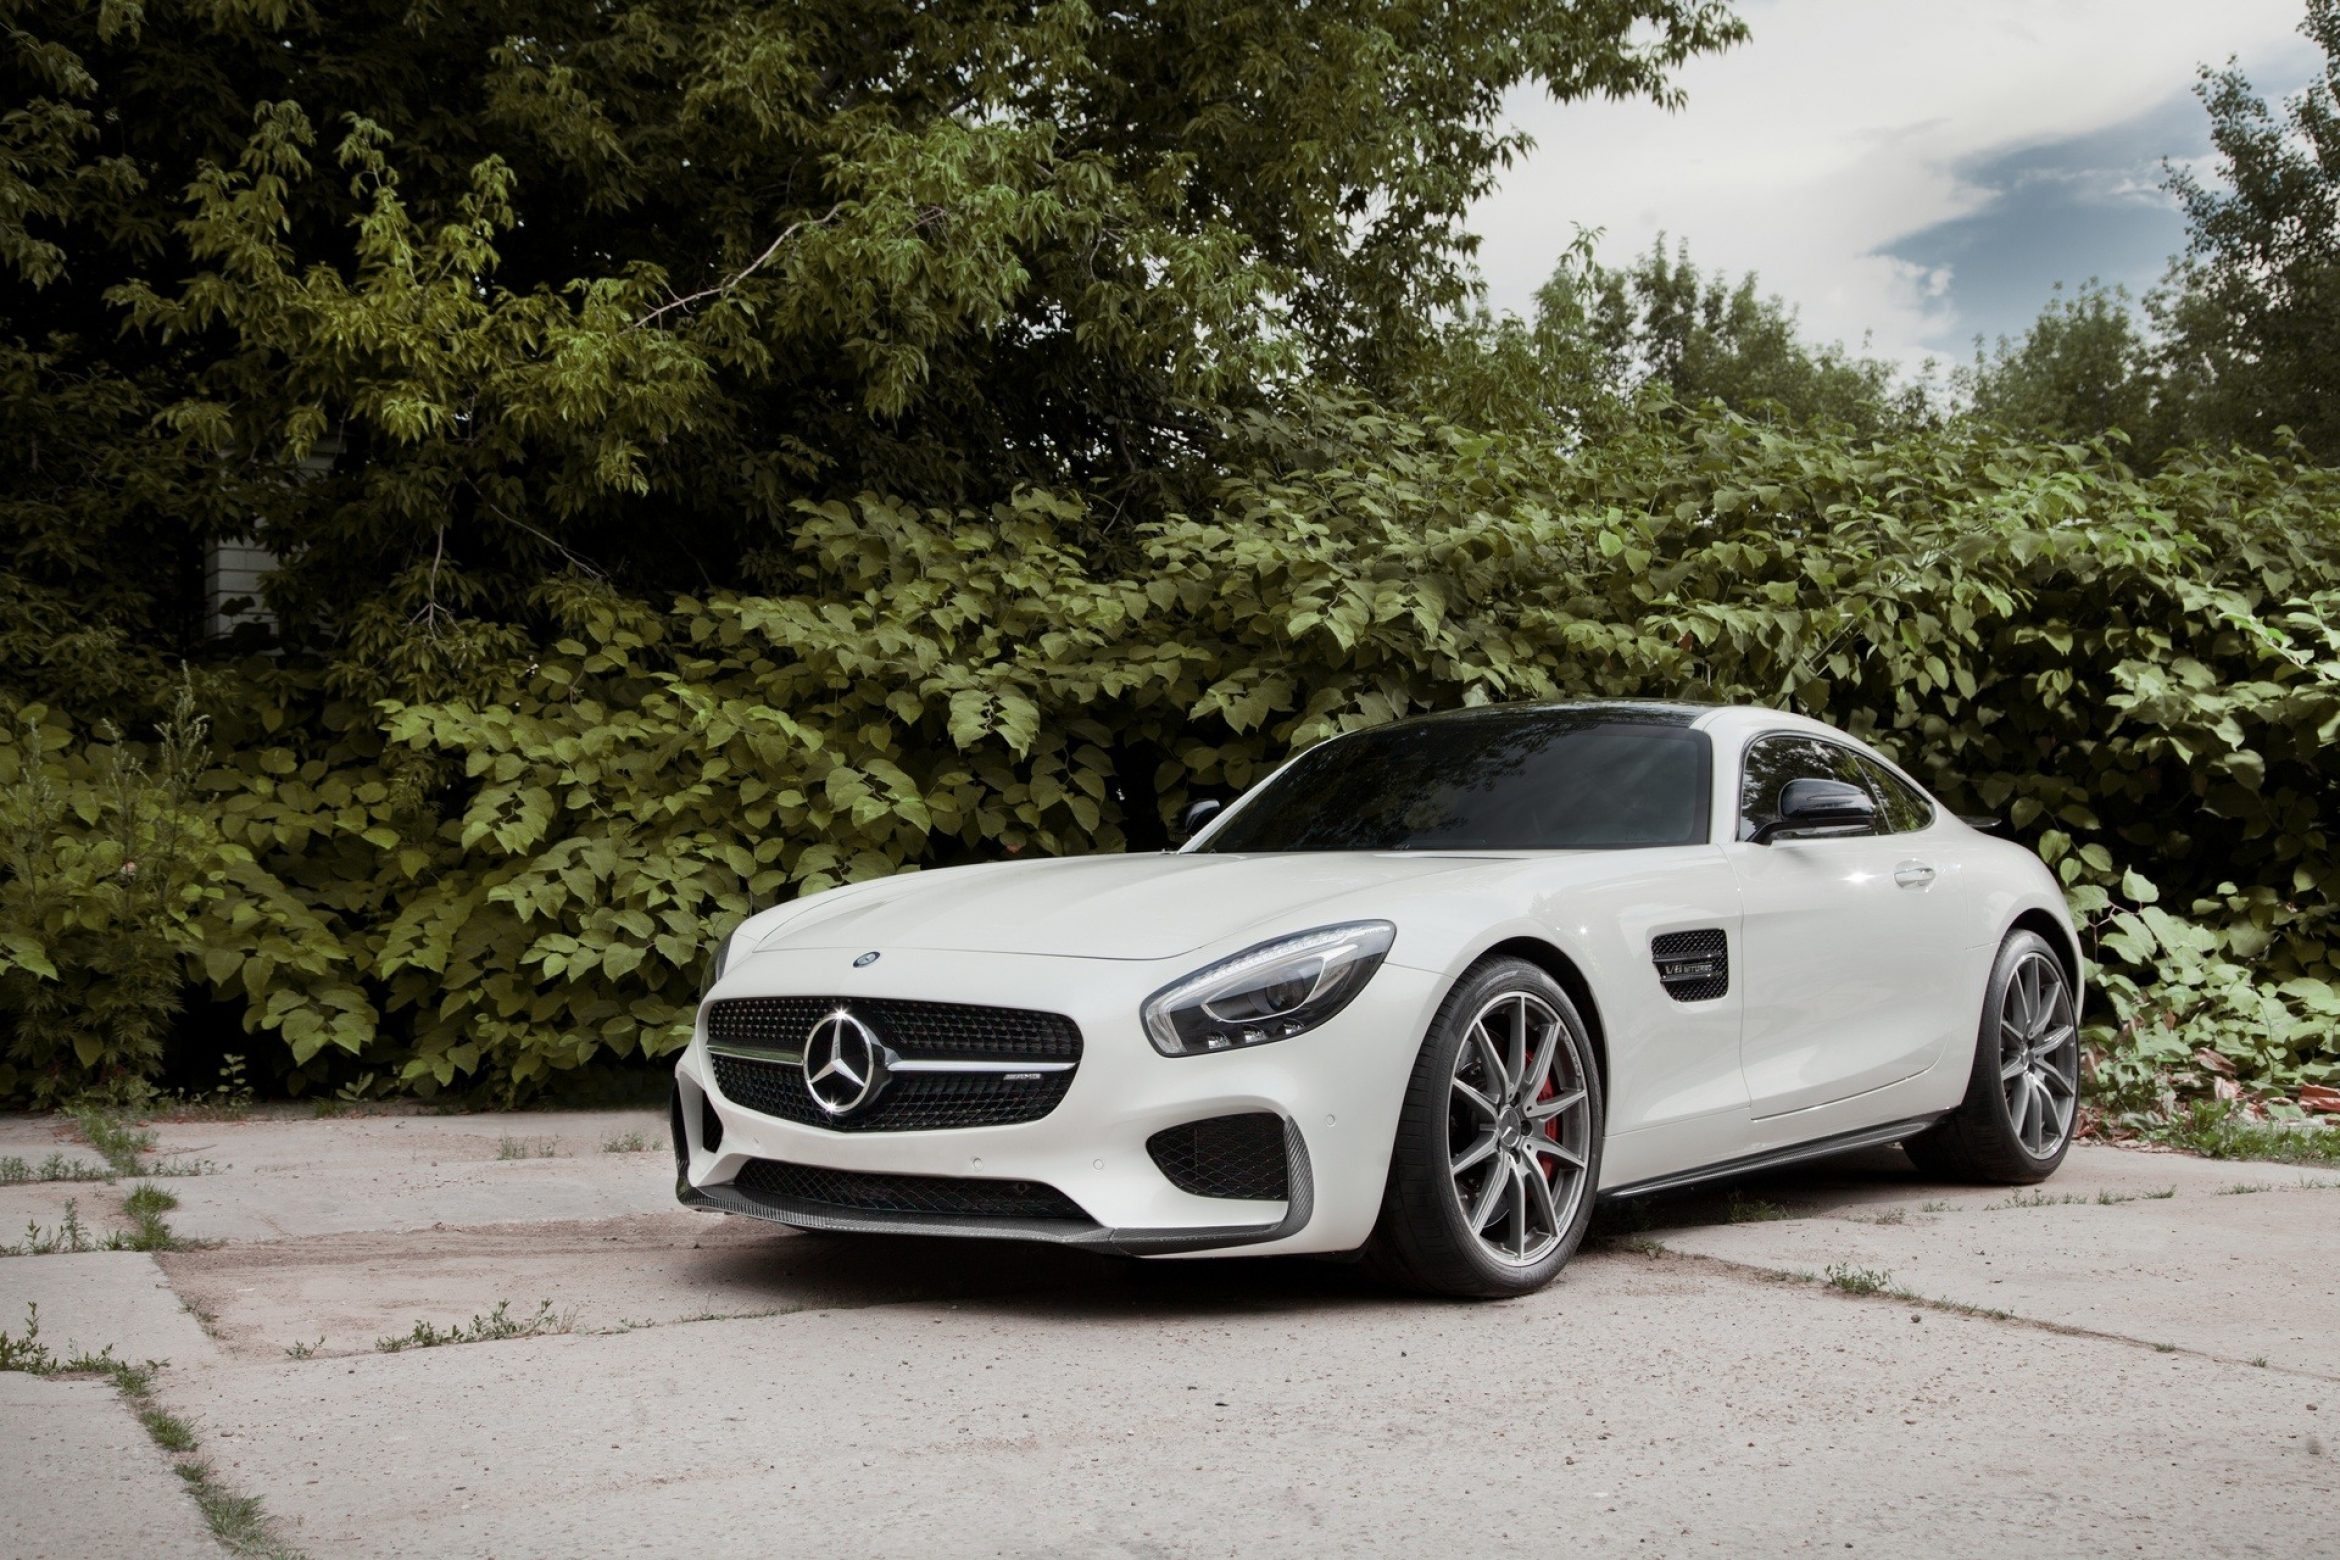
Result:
[375, 1298, 573, 1353]
[0, 1152, 113, 1185]
[2126, 1101, 2340, 1166]
[1823, 1262, 1892, 1296]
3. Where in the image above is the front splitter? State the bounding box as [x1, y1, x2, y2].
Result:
[677, 1117, 1317, 1258]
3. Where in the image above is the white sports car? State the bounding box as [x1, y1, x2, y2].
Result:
[672, 701, 2082, 1296]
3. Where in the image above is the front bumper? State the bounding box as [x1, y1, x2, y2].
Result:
[671, 945, 1445, 1257]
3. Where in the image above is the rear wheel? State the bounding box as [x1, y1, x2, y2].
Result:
[1365, 958, 1603, 1298]
[1904, 930, 2079, 1184]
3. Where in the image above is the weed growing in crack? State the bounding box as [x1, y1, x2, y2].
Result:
[282, 1338, 324, 1360]
[69, 1108, 210, 1178]
[1823, 1263, 1892, 1296]
[601, 1131, 651, 1153]
[1984, 1189, 2087, 1210]
[2219, 1181, 2276, 1196]
[2, 1200, 102, 1255]
[495, 1136, 562, 1162]
[375, 1299, 573, 1353]
[0, 1152, 112, 1184]
[0, 1304, 303, 1553]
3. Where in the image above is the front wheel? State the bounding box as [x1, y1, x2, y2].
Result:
[1365, 958, 1603, 1298]
[1904, 929, 2080, 1184]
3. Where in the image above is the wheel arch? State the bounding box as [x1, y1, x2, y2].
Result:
[1474, 936, 1611, 1109]
[2007, 906, 2082, 995]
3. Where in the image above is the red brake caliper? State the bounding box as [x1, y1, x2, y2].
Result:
[1533, 1070, 1560, 1186]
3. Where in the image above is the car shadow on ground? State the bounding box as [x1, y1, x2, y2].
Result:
[689, 1144, 1941, 1317]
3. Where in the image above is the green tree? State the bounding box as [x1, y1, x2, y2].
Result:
[1962, 281, 2162, 448]
[2161, 0, 2340, 457]
[1593, 238, 1910, 430]
[1404, 236, 1915, 435]
[1, 0, 1744, 714]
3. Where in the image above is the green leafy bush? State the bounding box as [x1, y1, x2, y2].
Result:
[1, 405, 2335, 1106]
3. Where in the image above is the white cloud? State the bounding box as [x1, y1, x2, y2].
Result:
[1467, 0, 2313, 367]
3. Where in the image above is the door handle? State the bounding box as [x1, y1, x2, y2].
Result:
[1894, 860, 1936, 889]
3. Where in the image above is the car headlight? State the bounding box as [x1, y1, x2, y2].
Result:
[1141, 921, 1395, 1057]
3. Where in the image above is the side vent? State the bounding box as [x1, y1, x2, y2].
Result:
[1651, 928, 1729, 1001]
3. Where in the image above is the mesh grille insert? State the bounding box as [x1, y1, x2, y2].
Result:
[704, 996, 1082, 1133]
[732, 1158, 1087, 1221]
[705, 996, 1081, 1062]
[710, 1053, 1074, 1132]
[1147, 1113, 1291, 1201]
[1651, 928, 1730, 1002]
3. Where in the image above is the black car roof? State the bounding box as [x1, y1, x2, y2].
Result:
[1380, 699, 1708, 731]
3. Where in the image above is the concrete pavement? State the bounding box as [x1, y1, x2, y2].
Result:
[1, 1107, 2332, 1557]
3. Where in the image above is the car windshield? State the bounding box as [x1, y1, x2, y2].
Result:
[1197, 709, 1712, 853]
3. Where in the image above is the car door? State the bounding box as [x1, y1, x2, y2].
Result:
[1724, 733, 1965, 1119]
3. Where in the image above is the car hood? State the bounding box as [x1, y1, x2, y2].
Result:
[745, 852, 1509, 962]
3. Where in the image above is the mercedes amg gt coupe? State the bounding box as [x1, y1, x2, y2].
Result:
[672, 701, 2081, 1297]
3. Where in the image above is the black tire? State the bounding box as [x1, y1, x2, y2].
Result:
[1365, 957, 1604, 1298]
[1904, 930, 2079, 1185]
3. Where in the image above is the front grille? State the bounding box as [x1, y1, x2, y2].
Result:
[711, 1054, 1075, 1132]
[732, 1157, 1087, 1221]
[704, 996, 1082, 1132]
[706, 996, 1081, 1062]
[1147, 1113, 1291, 1201]
[1651, 928, 1730, 1001]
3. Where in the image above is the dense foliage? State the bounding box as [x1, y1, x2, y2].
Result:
[1, 0, 1742, 708]
[2, 1, 2336, 1120]
[5, 404, 2337, 1109]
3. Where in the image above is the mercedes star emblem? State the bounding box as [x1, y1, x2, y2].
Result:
[802, 1009, 885, 1116]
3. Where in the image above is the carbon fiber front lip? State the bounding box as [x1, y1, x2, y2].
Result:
[677, 1116, 1316, 1258]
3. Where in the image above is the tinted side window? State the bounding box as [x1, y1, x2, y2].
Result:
[1852, 755, 1934, 833]
[1738, 736, 1846, 841]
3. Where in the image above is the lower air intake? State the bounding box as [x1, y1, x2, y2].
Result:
[732, 1158, 1086, 1222]
[1146, 1113, 1291, 1201]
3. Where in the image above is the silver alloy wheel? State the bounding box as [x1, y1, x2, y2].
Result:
[1446, 990, 1594, 1266]
[1999, 950, 2079, 1158]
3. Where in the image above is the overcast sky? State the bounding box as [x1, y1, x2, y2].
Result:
[1466, 0, 2322, 371]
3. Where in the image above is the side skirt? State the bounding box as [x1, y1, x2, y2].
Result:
[1596, 1114, 1946, 1202]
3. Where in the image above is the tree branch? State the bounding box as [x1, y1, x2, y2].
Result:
[631, 203, 847, 330]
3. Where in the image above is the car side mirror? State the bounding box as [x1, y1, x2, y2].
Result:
[1172, 797, 1224, 845]
[1753, 777, 1876, 844]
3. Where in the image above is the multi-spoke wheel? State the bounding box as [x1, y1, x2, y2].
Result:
[1997, 948, 2078, 1158]
[1446, 991, 1595, 1267]
[1367, 958, 1603, 1297]
[1906, 929, 2081, 1185]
